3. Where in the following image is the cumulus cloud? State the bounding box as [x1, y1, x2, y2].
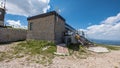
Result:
[80, 13, 120, 41]
[7, 20, 27, 29]
[6, 0, 50, 16]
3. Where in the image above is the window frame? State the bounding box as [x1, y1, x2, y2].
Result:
[29, 22, 33, 30]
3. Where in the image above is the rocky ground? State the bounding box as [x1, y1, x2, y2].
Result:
[0, 42, 120, 68]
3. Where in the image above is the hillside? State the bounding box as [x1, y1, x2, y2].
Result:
[0, 41, 120, 68]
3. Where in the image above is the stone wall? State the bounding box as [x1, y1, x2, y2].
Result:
[0, 21, 4, 26]
[0, 8, 5, 27]
[27, 11, 66, 44]
[27, 15, 55, 42]
[54, 15, 65, 44]
[0, 28, 27, 43]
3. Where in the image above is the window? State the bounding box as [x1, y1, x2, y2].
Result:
[29, 22, 32, 30]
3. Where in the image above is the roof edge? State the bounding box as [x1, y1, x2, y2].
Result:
[27, 11, 65, 21]
[65, 23, 76, 31]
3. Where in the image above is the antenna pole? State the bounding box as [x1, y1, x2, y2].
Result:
[0, 0, 3, 8]
[55, 7, 60, 14]
[4, 0, 6, 9]
[0, 0, 6, 9]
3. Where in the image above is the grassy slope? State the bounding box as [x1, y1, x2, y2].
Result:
[0, 40, 56, 65]
[0, 41, 120, 64]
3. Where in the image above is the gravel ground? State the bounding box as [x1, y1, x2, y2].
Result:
[49, 51, 120, 68]
[0, 42, 120, 68]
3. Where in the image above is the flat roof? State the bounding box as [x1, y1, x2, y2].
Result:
[27, 11, 76, 31]
[27, 11, 65, 21]
[65, 23, 76, 32]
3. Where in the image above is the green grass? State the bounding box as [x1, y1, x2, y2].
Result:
[12, 40, 56, 64]
[0, 52, 7, 61]
[12, 40, 56, 55]
[0, 40, 56, 65]
[96, 44, 120, 50]
[0, 52, 13, 62]
[67, 43, 120, 59]
[1, 40, 119, 64]
[67, 44, 90, 59]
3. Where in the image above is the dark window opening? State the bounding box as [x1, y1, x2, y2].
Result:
[30, 22, 32, 30]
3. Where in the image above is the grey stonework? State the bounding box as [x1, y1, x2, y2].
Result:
[0, 28, 27, 43]
[27, 11, 66, 44]
[0, 8, 5, 27]
[0, 11, 75, 44]
[0, 8, 27, 43]
[0, 21, 4, 26]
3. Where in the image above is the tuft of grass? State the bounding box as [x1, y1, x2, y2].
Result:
[105, 46, 120, 50]
[67, 44, 90, 59]
[67, 44, 80, 55]
[0, 40, 56, 65]
[12, 40, 56, 55]
[96, 44, 120, 50]
[0, 52, 13, 61]
[11, 40, 56, 65]
[0, 52, 6, 61]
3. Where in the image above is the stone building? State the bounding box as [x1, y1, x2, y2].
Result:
[27, 11, 75, 44]
[0, 2, 27, 43]
[0, 7, 5, 27]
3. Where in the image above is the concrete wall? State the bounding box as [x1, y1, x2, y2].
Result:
[0, 28, 27, 43]
[27, 15, 55, 42]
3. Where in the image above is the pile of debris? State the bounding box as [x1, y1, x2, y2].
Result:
[54, 44, 69, 56]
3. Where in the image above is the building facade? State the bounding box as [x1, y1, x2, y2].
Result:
[27, 11, 66, 44]
[0, 8, 5, 27]
[0, 2, 27, 43]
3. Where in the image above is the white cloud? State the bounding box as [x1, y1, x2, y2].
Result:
[6, 0, 50, 16]
[7, 20, 27, 29]
[80, 13, 120, 41]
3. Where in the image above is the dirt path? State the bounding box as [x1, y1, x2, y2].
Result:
[0, 42, 120, 68]
[49, 50, 120, 68]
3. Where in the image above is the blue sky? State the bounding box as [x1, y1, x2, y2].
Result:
[2, 0, 120, 41]
[49, 0, 120, 29]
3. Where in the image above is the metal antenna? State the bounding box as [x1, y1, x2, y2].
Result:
[4, 0, 6, 9]
[55, 7, 60, 14]
[0, 0, 6, 9]
[0, 0, 3, 8]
